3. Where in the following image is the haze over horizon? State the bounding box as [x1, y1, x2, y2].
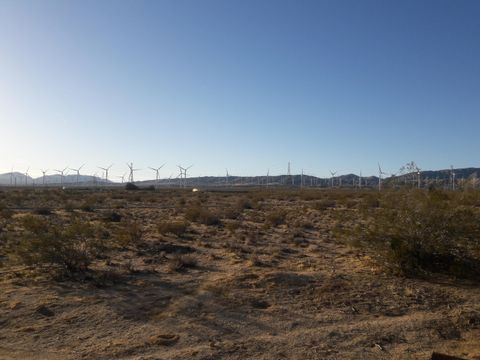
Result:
[1, 0, 479, 180]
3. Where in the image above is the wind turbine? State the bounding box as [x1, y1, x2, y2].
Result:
[358, 170, 362, 189]
[70, 164, 85, 185]
[98, 164, 113, 184]
[117, 173, 127, 184]
[149, 163, 165, 186]
[225, 169, 229, 186]
[24, 167, 30, 186]
[451, 165, 456, 191]
[54, 167, 68, 186]
[415, 166, 421, 189]
[177, 165, 193, 187]
[10, 166, 14, 186]
[378, 163, 388, 191]
[40, 169, 49, 186]
[329, 170, 337, 188]
[127, 162, 140, 183]
[266, 169, 270, 187]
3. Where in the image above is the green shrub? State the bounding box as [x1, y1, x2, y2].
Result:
[15, 216, 102, 274]
[345, 191, 480, 279]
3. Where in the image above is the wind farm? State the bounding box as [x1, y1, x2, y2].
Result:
[1, 1, 480, 359]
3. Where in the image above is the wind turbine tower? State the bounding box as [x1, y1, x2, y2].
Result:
[41, 169, 48, 186]
[99, 164, 113, 184]
[177, 165, 192, 187]
[24, 167, 30, 186]
[329, 170, 337, 188]
[70, 164, 85, 185]
[149, 163, 165, 187]
[117, 173, 127, 184]
[127, 163, 140, 183]
[378, 164, 388, 191]
[451, 166, 456, 191]
[54, 167, 68, 186]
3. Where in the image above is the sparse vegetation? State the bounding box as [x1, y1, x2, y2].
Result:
[1, 187, 480, 359]
[341, 190, 480, 279]
[158, 220, 189, 237]
[15, 216, 103, 274]
[265, 209, 287, 226]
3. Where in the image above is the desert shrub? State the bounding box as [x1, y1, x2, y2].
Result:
[158, 220, 189, 237]
[344, 191, 480, 279]
[265, 210, 287, 227]
[298, 190, 323, 201]
[34, 207, 52, 216]
[357, 195, 380, 211]
[115, 221, 143, 246]
[80, 201, 95, 212]
[64, 201, 75, 212]
[223, 207, 241, 220]
[294, 220, 315, 230]
[103, 211, 122, 222]
[237, 198, 254, 210]
[185, 205, 221, 226]
[168, 254, 197, 272]
[15, 216, 103, 274]
[225, 220, 241, 233]
[125, 182, 139, 191]
[313, 199, 336, 211]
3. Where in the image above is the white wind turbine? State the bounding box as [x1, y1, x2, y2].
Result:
[451, 165, 456, 191]
[24, 167, 30, 186]
[149, 163, 165, 186]
[378, 163, 388, 191]
[177, 165, 193, 187]
[98, 164, 113, 184]
[117, 173, 127, 184]
[54, 167, 68, 186]
[70, 164, 85, 185]
[415, 166, 421, 189]
[41, 169, 49, 186]
[127, 162, 141, 183]
[225, 169, 229, 186]
[329, 170, 337, 187]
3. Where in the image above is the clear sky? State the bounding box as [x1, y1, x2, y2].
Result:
[1, 0, 479, 180]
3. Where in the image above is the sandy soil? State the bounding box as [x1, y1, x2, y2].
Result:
[0, 189, 479, 359]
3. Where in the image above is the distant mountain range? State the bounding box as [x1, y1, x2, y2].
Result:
[0, 167, 478, 188]
[0, 172, 110, 186]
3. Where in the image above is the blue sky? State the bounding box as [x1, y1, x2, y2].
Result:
[1, 0, 479, 180]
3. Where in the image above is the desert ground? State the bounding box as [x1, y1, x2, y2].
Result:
[0, 187, 479, 359]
